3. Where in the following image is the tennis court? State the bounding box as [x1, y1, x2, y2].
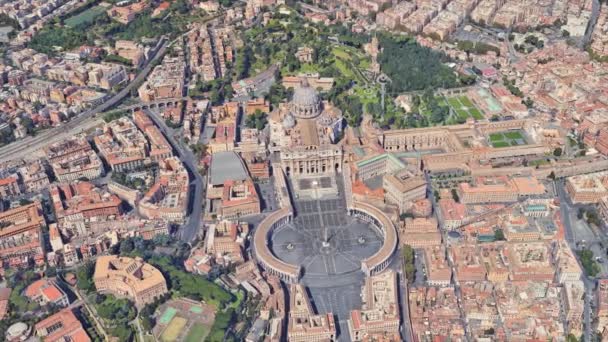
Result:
[476, 88, 502, 113]
[159, 307, 177, 325]
[153, 298, 217, 341]
[190, 306, 203, 314]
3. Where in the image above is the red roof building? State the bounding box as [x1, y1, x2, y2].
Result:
[35, 308, 91, 342]
[25, 278, 69, 307]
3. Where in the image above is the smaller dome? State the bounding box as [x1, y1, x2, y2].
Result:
[7, 322, 29, 337]
[282, 113, 296, 129]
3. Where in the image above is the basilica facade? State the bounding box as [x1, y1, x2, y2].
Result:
[269, 80, 344, 176]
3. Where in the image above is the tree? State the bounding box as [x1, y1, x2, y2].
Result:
[402, 245, 416, 285]
[335, 95, 363, 127]
[147, 255, 233, 307]
[377, 34, 459, 93]
[523, 97, 534, 108]
[459, 74, 476, 85]
[503, 77, 523, 97]
[19, 199, 33, 206]
[245, 110, 268, 130]
[103, 111, 127, 123]
[236, 46, 254, 79]
[119, 239, 135, 254]
[553, 147, 563, 157]
[76, 262, 95, 292]
[494, 229, 505, 241]
[456, 40, 501, 56]
[451, 189, 460, 203]
[29, 26, 91, 55]
[206, 308, 235, 341]
[577, 208, 585, 220]
[566, 334, 579, 342]
[399, 212, 414, 220]
[586, 210, 601, 226]
[267, 83, 292, 107]
[577, 249, 601, 277]
[94, 294, 136, 340]
[0, 14, 19, 29]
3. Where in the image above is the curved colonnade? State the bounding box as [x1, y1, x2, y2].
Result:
[253, 200, 398, 282]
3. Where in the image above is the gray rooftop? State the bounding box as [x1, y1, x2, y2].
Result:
[209, 151, 248, 186]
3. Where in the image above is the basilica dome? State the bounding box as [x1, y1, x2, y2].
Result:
[290, 79, 321, 119]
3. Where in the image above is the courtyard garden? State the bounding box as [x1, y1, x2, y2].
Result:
[489, 130, 527, 148]
[446, 95, 484, 121]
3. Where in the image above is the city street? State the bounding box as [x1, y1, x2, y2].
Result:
[387, 246, 414, 342]
[144, 109, 204, 243]
[556, 179, 603, 342]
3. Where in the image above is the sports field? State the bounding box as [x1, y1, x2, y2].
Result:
[489, 130, 527, 148]
[65, 6, 106, 28]
[159, 307, 177, 325]
[161, 317, 188, 342]
[446, 95, 484, 121]
[154, 298, 217, 342]
[184, 323, 209, 342]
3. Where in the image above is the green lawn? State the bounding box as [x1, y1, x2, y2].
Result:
[504, 131, 524, 140]
[353, 85, 380, 105]
[228, 290, 244, 310]
[358, 57, 371, 69]
[184, 323, 209, 342]
[330, 44, 370, 84]
[65, 6, 106, 28]
[489, 130, 528, 148]
[444, 95, 485, 121]
[447, 97, 461, 108]
[332, 45, 364, 61]
[455, 109, 469, 120]
[332, 46, 352, 60]
[492, 141, 510, 148]
[299, 63, 320, 73]
[458, 96, 474, 107]
[469, 108, 484, 120]
[529, 159, 550, 166]
[334, 58, 354, 78]
[489, 133, 504, 142]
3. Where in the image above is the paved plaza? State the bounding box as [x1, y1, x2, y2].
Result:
[271, 204, 383, 276]
[271, 177, 385, 341]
